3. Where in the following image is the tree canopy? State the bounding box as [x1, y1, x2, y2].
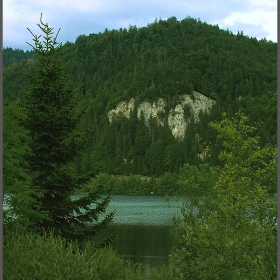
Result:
[3, 15, 277, 181]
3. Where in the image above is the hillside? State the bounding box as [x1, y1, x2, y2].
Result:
[3, 16, 277, 177]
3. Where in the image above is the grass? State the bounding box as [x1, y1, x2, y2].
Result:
[3, 227, 175, 280]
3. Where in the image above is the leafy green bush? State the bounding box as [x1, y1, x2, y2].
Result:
[153, 172, 179, 195]
[172, 112, 277, 279]
[82, 174, 156, 195]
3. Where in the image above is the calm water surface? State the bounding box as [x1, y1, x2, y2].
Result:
[106, 195, 182, 225]
[101, 195, 183, 271]
[5, 194, 183, 271]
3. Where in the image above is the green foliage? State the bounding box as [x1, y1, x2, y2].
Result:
[81, 172, 190, 196]
[211, 111, 277, 194]
[177, 163, 220, 198]
[3, 15, 277, 177]
[4, 15, 277, 279]
[3, 47, 35, 68]
[153, 172, 179, 195]
[82, 174, 154, 195]
[3, 100, 30, 197]
[24, 14, 114, 242]
[3, 230, 132, 280]
[4, 229, 174, 280]
[172, 112, 277, 279]
[243, 90, 277, 146]
[3, 100, 46, 229]
[83, 173, 114, 193]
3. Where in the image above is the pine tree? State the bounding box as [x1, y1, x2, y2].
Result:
[24, 14, 114, 242]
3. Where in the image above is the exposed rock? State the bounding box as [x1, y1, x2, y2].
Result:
[107, 92, 215, 140]
[108, 98, 135, 122]
[168, 104, 187, 141]
[180, 91, 215, 123]
[167, 92, 215, 140]
[137, 98, 166, 126]
[137, 101, 152, 124]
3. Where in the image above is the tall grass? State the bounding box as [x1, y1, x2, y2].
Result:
[3, 227, 175, 280]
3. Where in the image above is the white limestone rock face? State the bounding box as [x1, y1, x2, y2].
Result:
[168, 104, 187, 141]
[167, 92, 215, 140]
[107, 92, 215, 140]
[179, 91, 215, 123]
[108, 98, 135, 123]
[137, 102, 152, 125]
[192, 91, 215, 120]
[137, 98, 166, 126]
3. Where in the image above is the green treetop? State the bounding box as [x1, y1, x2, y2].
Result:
[173, 111, 277, 279]
[24, 14, 114, 242]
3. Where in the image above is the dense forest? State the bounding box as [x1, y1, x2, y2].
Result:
[3, 16, 277, 279]
[3, 16, 277, 184]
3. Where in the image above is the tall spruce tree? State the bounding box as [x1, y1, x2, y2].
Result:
[24, 14, 114, 241]
[3, 100, 46, 229]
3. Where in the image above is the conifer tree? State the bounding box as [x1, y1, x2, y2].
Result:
[3, 100, 45, 229]
[24, 14, 114, 242]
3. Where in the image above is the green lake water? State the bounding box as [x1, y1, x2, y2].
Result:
[4, 194, 183, 272]
[100, 195, 183, 272]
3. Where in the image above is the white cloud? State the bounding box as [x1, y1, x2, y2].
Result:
[3, 0, 277, 50]
[221, 0, 277, 41]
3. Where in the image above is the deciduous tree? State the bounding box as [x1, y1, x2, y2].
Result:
[173, 112, 277, 279]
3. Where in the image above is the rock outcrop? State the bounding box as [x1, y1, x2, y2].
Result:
[168, 104, 187, 140]
[108, 98, 135, 123]
[137, 98, 166, 127]
[108, 91, 215, 140]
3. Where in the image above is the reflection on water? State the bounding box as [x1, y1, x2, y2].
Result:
[110, 224, 171, 272]
[5, 194, 182, 272]
[100, 195, 183, 272]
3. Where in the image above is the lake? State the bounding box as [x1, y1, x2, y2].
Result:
[97, 195, 183, 272]
[4, 194, 183, 272]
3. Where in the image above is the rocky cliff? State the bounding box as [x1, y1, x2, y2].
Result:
[108, 91, 215, 140]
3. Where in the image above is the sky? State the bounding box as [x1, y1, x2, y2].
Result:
[3, 0, 277, 51]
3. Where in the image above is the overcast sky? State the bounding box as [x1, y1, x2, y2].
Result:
[3, 0, 277, 51]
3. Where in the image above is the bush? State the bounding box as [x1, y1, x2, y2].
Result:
[172, 112, 277, 279]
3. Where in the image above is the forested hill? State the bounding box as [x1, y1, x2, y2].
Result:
[3, 16, 277, 176]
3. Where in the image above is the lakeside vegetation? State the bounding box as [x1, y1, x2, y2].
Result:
[3, 15, 276, 279]
[75, 166, 219, 196]
[4, 111, 276, 279]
